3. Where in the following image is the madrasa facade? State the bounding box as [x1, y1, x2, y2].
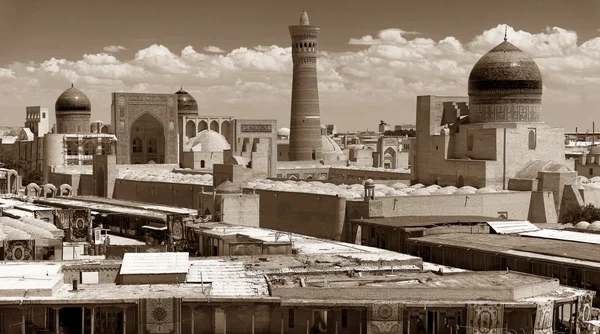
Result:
[414, 36, 574, 191]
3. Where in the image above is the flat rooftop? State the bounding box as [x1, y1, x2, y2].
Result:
[409, 233, 600, 265]
[350, 215, 504, 228]
[269, 270, 584, 305]
[31, 197, 185, 221]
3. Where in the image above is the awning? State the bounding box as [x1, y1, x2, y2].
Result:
[141, 223, 167, 231]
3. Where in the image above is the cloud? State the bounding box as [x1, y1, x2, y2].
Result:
[349, 28, 421, 45]
[203, 46, 226, 53]
[103, 45, 128, 53]
[1, 24, 600, 131]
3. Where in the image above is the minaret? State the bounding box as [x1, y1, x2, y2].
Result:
[288, 11, 322, 161]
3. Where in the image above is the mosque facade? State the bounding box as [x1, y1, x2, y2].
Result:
[414, 38, 571, 190]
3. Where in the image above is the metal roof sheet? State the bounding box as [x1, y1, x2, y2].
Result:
[120, 252, 189, 275]
[487, 220, 540, 234]
[520, 229, 600, 246]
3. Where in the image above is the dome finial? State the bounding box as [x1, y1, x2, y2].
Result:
[71, 83, 74, 88]
[180, 86, 183, 90]
[504, 26, 508, 42]
[300, 11, 309, 26]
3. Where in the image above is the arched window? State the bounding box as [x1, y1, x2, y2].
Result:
[200, 160, 205, 168]
[528, 129, 536, 150]
[147, 138, 156, 153]
[66, 142, 79, 156]
[83, 141, 95, 155]
[132, 137, 143, 153]
[467, 132, 474, 151]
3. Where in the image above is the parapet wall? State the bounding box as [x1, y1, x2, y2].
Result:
[344, 191, 547, 222]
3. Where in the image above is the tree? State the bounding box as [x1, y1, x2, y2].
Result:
[562, 204, 600, 224]
[384, 129, 416, 137]
[0, 154, 43, 186]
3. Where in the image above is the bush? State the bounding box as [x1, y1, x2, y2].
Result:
[562, 204, 600, 224]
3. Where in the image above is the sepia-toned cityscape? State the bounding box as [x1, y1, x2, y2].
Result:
[1, 0, 600, 333]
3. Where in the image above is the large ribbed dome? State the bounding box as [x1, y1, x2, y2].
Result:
[175, 87, 198, 116]
[468, 40, 543, 123]
[55, 85, 91, 113]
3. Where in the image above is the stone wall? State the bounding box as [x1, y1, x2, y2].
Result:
[114, 179, 213, 209]
[255, 189, 347, 241]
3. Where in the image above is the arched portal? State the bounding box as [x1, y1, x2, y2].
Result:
[210, 120, 219, 132]
[185, 120, 196, 138]
[96, 167, 106, 197]
[130, 113, 166, 164]
[198, 120, 208, 133]
[383, 147, 397, 169]
[100, 125, 109, 133]
[221, 121, 232, 143]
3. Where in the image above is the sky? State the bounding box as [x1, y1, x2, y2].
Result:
[1, 0, 600, 132]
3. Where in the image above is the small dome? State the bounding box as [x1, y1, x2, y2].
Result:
[55, 84, 91, 113]
[175, 87, 198, 116]
[277, 127, 290, 137]
[322, 135, 343, 152]
[590, 145, 600, 155]
[215, 180, 242, 194]
[299, 11, 310, 26]
[575, 221, 590, 229]
[365, 179, 375, 186]
[589, 221, 600, 231]
[187, 130, 230, 152]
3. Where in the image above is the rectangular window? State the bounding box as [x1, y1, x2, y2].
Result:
[288, 309, 294, 328]
[590, 168, 594, 176]
[341, 309, 348, 328]
[42, 113, 46, 119]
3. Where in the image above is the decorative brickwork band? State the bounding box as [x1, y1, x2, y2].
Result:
[466, 304, 504, 334]
[367, 303, 403, 334]
[469, 104, 541, 123]
[534, 300, 554, 334]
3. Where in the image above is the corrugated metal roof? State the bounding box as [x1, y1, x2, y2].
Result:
[186, 260, 269, 297]
[487, 220, 540, 234]
[120, 252, 189, 275]
[520, 229, 600, 246]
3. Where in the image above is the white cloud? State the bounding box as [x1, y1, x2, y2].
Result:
[203, 46, 226, 53]
[103, 45, 128, 53]
[1, 24, 600, 131]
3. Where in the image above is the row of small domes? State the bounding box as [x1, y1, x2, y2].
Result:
[55, 85, 199, 115]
